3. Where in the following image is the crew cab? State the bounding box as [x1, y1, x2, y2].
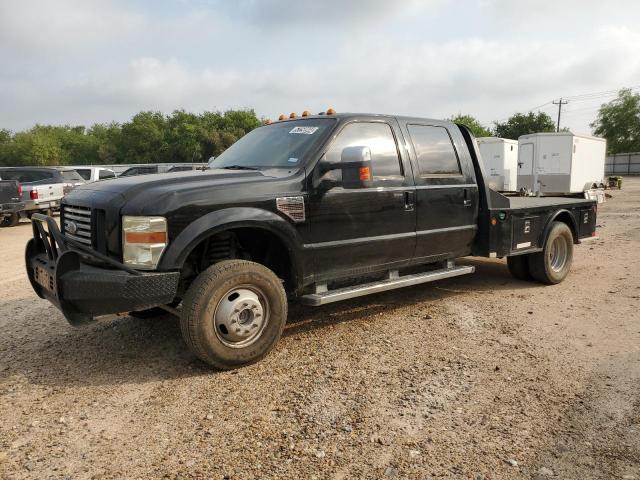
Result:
[25, 112, 598, 369]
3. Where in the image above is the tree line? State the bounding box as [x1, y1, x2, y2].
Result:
[1, 90, 638, 166]
[453, 89, 640, 154]
[0, 109, 262, 167]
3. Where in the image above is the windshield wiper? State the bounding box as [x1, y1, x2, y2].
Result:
[220, 165, 261, 171]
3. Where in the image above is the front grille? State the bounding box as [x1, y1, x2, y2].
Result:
[62, 204, 93, 246]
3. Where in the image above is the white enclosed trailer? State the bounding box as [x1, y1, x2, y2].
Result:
[517, 132, 606, 194]
[476, 137, 518, 191]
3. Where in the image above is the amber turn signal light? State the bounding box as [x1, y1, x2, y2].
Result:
[359, 167, 371, 181]
[125, 232, 167, 244]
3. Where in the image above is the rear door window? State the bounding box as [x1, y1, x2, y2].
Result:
[99, 170, 115, 179]
[406, 125, 462, 176]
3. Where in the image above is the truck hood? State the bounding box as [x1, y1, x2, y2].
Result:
[73, 169, 268, 196]
[63, 168, 298, 215]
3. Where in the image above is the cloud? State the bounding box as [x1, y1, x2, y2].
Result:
[0, 0, 144, 54]
[1, 0, 639, 134]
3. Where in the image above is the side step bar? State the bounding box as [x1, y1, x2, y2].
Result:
[300, 264, 475, 307]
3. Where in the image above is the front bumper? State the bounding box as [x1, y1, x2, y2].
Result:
[25, 214, 180, 326]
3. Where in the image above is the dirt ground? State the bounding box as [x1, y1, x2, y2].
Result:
[1, 180, 639, 480]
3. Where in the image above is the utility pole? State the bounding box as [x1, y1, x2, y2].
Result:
[552, 97, 569, 132]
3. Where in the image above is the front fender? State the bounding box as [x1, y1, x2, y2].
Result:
[158, 207, 304, 285]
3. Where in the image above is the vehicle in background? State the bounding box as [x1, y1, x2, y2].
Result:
[167, 165, 200, 173]
[118, 165, 159, 177]
[0, 167, 67, 216]
[25, 112, 598, 370]
[118, 164, 206, 176]
[72, 167, 116, 183]
[517, 133, 606, 197]
[477, 137, 518, 192]
[54, 168, 86, 194]
[0, 180, 25, 227]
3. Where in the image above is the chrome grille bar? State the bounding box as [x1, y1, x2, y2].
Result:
[62, 204, 93, 246]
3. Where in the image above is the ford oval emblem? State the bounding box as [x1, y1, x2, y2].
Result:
[66, 221, 78, 235]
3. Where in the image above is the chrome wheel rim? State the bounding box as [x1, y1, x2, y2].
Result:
[214, 286, 269, 348]
[549, 236, 568, 273]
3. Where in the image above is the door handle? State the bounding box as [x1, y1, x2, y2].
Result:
[404, 191, 415, 211]
[463, 188, 472, 207]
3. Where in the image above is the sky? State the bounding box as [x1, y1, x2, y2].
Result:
[1, 0, 640, 135]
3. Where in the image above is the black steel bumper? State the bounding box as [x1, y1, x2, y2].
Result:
[25, 214, 180, 326]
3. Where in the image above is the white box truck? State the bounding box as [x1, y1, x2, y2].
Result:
[476, 137, 518, 191]
[517, 132, 606, 195]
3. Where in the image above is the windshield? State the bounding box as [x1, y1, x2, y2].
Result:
[211, 118, 335, 169]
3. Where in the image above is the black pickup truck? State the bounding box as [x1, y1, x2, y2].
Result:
[0, 180, 24, 227]
[25, 112, 598, 369]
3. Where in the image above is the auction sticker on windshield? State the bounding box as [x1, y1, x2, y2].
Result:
[289, 126, 319, 135]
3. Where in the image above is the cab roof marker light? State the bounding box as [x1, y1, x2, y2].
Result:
[301, 110, 311, 117]
[326, 108, 336, 115]
[278, 114, 286, 121]
[289, 112, 297, 119]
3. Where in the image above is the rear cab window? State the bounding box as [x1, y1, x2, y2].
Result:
[0, 169, 55, 184]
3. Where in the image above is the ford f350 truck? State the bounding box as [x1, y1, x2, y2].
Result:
[25, 112, 598, 369]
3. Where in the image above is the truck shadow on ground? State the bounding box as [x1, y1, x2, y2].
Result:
[2, 257, 540, 387]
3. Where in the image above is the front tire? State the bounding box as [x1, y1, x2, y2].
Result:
[528, 222, 574, 284]
[180, 260, 287, 369]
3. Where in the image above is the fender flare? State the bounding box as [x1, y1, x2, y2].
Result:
[539, 209, 579, 247]
[158, 207, 304, 287]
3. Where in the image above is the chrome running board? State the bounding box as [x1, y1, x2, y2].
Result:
[300, 264, 475, 306]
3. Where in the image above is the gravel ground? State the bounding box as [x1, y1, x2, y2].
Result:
[1, 179, 639, 480]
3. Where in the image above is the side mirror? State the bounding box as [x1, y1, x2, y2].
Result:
[322, 146, 373, 189]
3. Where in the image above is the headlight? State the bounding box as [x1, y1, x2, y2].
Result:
[122, 216, 168, 270]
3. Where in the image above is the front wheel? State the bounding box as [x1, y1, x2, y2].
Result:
[180, 260, 287, 369]
[528, 222, 574, 284]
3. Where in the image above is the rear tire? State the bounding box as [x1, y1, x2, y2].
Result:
[1, 213, 19, 227]
[507, 255, 532, 281]
[528, 221, 574, 285]
[180, 260, 287, 370]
